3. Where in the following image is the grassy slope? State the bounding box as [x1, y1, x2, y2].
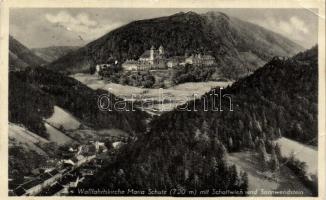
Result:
[9, 123, 49, 156]
[275, 137, 317, 175]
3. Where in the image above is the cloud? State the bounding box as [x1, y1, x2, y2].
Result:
[250, 15, 309, 43]
[289, 16, 309, 34]
[45, 11, 122, 41]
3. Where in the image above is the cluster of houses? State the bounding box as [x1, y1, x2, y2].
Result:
[9, 140, 109, 196]
[121, 45, 216, 71]
[95, 45, 216, 73]
[10, 169, 63, 196]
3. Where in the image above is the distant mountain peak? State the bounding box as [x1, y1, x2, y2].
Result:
[169, 11, 203, 22]
[185, 11, 198, 15]
[204, 11, 229, 17]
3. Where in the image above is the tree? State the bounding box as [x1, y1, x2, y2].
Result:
[274, 143, 282, 160]
[89, 65, 96, 74]
[228, 137, 233, 149]
[228, 165, 239, 188]
[243, 130, 254, 149]
[258, 139, 268, 170]
[240, 171, 249, 195]
[270, 144, 280, 171]
[275, 128, 282, 138]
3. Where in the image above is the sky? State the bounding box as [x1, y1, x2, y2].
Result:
[9, 8, 318, 49]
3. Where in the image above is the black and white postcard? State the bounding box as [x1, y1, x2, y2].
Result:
[0, 0, 325, 199]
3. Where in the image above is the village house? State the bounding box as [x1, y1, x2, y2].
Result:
[185, 54, 216, 66]
[95, 64, 111, 74]
[44, 182, 64, 196]
[13, 179, 42, 196]
[112, 141, 125, 149]
[80, 164, 97, 176]
[167, 56, 186, 68]
[94, 141, 107, 153]
[12, 168, 63, 196]
[56, 175, 82, 195]
[11, 141, 100, 196]
[121, 60, 139, 71]
[95, 61, 119, 75]
[40, 169, 62, 189]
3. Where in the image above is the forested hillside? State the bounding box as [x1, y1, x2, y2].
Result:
[9, 36, 47, 70]
[76, 126, 249, 196]
[48, 11, 303, 79]
[9, 68, 148, 138]
[76, 46, 317, 196]
[150, 46, 318, 148]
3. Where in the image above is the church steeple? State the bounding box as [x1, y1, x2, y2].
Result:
[159, 45, 164, 55]
[150, 45, 155, 61]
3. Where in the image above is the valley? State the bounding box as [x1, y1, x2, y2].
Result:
[72, 73, 232, 115]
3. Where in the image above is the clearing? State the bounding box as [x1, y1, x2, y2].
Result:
[44, 122, 74, 145]
[45, 106, 81, 130]
[275, 137, 317, 176]
[71, 73, 233, 114]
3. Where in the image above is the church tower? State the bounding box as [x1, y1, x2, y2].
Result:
[149, 45, 155, 65]
[150, 46, 155, 60]
[159, 45, 164, 55]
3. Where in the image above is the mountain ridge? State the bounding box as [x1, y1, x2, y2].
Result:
[47, 11, 304, 77]
[32, 46, 80, 62]
[9, 35, 47, 70]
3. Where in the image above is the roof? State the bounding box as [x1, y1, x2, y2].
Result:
[82, 164, 97, 170]
[40, 182, 64, 196]
[13, 187, 26, 196]
[123, 60, 139, 65]
[61, 168, 70, 174]
[88, 145, 96, 153]
[139, 50, 161, 59]
[40, 173, 53, 181]
[140, 50, 151, 58]
[49, 169, 60, 176]
[168, 56, 185, 62]
[76, 155, 85, 161]
[9, 179, 22, 190]
[21, 179, 41, 190]
[201, 55, 215, 60]
[58, 174, 75, 185]
[187, 54, 215, 60]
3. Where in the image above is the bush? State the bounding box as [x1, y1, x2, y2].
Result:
[285, 153, 318, 196]
[172, 64, 216, 85]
